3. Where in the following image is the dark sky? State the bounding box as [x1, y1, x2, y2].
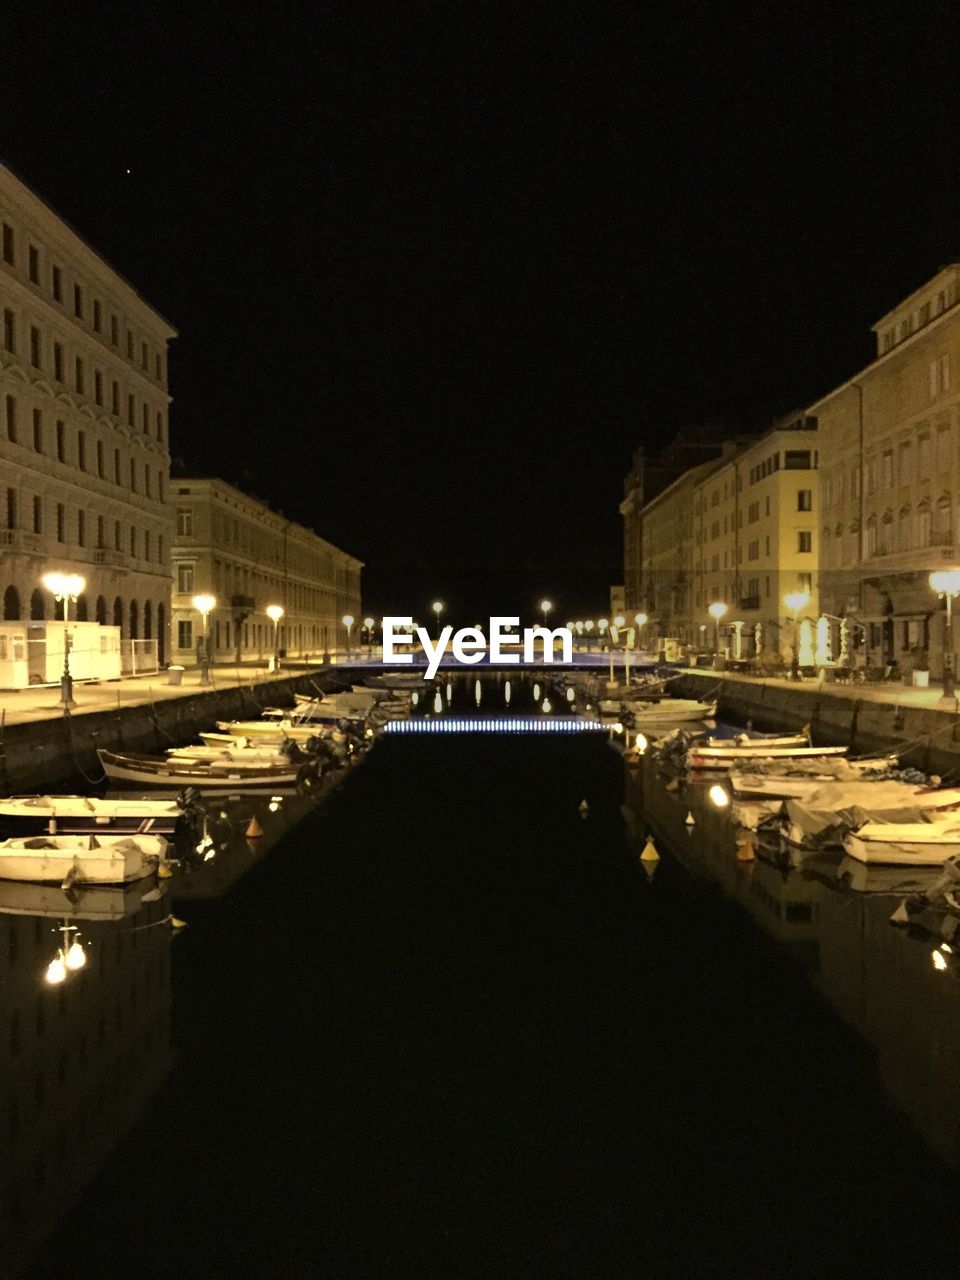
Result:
[3, 2, 959, 621]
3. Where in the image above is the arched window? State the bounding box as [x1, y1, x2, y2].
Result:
[157, 602, 166, 665]
[76, 594, 88, 622]
[129, 599, 139, 640]
[937, 494, 952, 543]
[2, 585, 20, 620]
[898, 504, 911, 552]
[95, 595, 108, 625]
[30, 589, 45, 620]
[113, 597, 123, 631]
[143, 600, 152, 640]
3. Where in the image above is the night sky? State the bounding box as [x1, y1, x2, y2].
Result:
[3, 3, 959, 620]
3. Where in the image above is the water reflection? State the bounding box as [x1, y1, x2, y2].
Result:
[627, 754, 960, 1164]
[0, 884, 173, 1275]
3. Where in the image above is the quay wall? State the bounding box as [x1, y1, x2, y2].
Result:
[667, 672, 960, 778]
[0, 671, 341, 792]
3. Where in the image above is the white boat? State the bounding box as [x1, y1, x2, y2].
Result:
[688, 743, 848, 769]
[98, 748, 302, 788]
[733, 781, 960, 829]
[0, 794, 181, 828]
[845, 818, 960, 865]
[166, 744, 291, 763]
[215, 720, 329, 741]
[627, 699, 717, 724]
[697, 733, 809, 751]
[0, 832, 164, 884]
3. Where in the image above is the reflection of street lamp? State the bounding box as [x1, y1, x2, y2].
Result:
[42, 571, 85, 708]
[266, 604, 284, 672]
[431, 600, 444, 639]
[707, 601, 727, 656]
[342, 614, 355, 657]
[44, 923, 86, 985]
[930, 570, 960, 699]
[192, 594, 216, 685]
[784, 591, 810, 681]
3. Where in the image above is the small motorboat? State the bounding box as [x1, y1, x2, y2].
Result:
[215, 720, 332, 741]
[625, 699, 717, 724]
[0, 832, 164, 884]
[729, 758, 899, 797]
[0, 794, 182, 833]
[844, 817, 960, 865]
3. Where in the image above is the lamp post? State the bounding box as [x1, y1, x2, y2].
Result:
[627, 612, 647, 684]
[783, 591, 810, 681]
[342, 614, 355, 659]
[192, 594, 216, 685]
[431, 600, 444, 639]
[930, 570, 960, 700]
[42, 572, 85, 708]
[707, 601, 727, 659]
[363, 616, 375, 657]
[266, 604, 284, 672]
[540, 599, 553, 630]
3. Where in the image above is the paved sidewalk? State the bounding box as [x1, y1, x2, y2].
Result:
[0, 663, 325, 728]
[676, 665, 960, 714]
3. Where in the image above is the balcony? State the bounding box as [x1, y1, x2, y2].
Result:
[231, 594, 257, 613]
[739, 595, 761, 612]
[0, 529, 43, 554]
[94, 547, 127, 567]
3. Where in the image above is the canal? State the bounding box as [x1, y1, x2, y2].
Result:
[6, 680, 960, 1277]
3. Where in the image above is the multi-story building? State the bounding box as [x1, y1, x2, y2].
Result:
[620, 427, 744, 613]
[0, 165, 175, 660]
[170, 477, 362, 664]
[691, 415, 819, 657]
[812, 265, 960, 673]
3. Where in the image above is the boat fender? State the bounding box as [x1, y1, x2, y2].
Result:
[578, 799, 589, 817]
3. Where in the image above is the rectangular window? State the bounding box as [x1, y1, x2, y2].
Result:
[155, 352, 163, 381]
[29, 325, 41, 368]
[898, 442, 913, 484]
[111, 381, 120, 415]
[73, 284, 83, 318]
[2, 307, 14, 354]
[97, 515, 105, 547]
[115, 519, 122, 550]
[4, 394, 16, 442]
[127, 393, 135, 426]
[798, 530, 812, 553]
[126, 330, 134, 359]
[28, 244, 39, 282]
[32, 494, 42, 534]
[176, 563, 195, 592]
[141, 341, 148, 370]
[94, 369, 103, 405]
[178, 619, 194, 649]
[111, 314, 119, 345]
[797, 489, 812, 511]
[918, 435, 931, 477]
[114, 447, 121, 484]
[882, 452, 893, 488]
[77, 430, 86, 471]
[77, 509, 86, 546]
[52, 265, 62, 302]
[142, 403, 149, 433]
[1, 222, 14, 264]
[130, 526, 137, 557]
[144, 465, 151, 498]
[144, 530, 151, 561]
[93, 299, 102, 332]
[56, 503, 65, 542]
[938, 427, 952, 474]
[176, 508, 193, 537]
[5, 488, 15, 529]
[784, 450, 811, 470]
[97, 440, 104, 477]
[53, 342, 63, 382]
[75, 356, 84, 395]
[156, 410, 163, 440]
[32, 408, 42, 452]
[130, 458, 137, 492]
[56, 420, 65, 461]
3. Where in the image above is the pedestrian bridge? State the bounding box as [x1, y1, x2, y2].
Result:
[384, 715, 610, 734]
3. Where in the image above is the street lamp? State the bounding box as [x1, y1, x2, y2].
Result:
[431, 600, 444, 639]
[707, 601, 727, 657]
[783, 591, 810, 681]
[192, 594, 216, 685]
[266, 604, 284, 672]
[363, 616, 375, 656]
[540, 599, 553, 629]
[930, 570, 960, 699]
[42, 572, 85, 708]
[342, 614, 355, 658]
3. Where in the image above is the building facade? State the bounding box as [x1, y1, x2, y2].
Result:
[170, 477, 362, 664]
[812, 265, 960, 674]
[0, 166, 175, 661]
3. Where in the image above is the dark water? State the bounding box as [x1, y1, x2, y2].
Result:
[6, 719, 960, 1278]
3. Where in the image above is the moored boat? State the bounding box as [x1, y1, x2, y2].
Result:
[0, 832, 164, 884]
[0, 794, 182, 833]
[626, 699, 717, 724]
[688, 743, 848, 770]
[98, 748, 302, 788]
[844, 818, 960, 865]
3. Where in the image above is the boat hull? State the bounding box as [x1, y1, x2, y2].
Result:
[98, 749, 300, 788]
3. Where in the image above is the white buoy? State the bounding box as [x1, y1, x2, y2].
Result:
[578, 798, 589, 817]
[685, 810, 695, 826]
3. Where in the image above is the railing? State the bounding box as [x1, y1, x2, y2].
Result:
[739, 596, 761, 611]
[0, 529, 42, 552]
[94, 547, 127, 567]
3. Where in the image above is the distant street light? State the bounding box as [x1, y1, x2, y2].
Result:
[431, 600, 444, 639]
[192, 594, 216, 685]
[342, 614, 355, 658]
[540, 599, 553, 629]
[363, 616, 376, 655]
[266, 604, 284, 672]
[783, 591, 810, 681]
[707, 601, 728, 657]
[42, 571, 85, 708]
[930, 570, 960, 700]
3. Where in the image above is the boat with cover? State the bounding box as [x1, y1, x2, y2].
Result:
[0, 832, 164, 884]
[625, 699, 717, 724]
[729, 757, 900, 797]
[0, 794, 182, 833]
[688, 743, 848, 769]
